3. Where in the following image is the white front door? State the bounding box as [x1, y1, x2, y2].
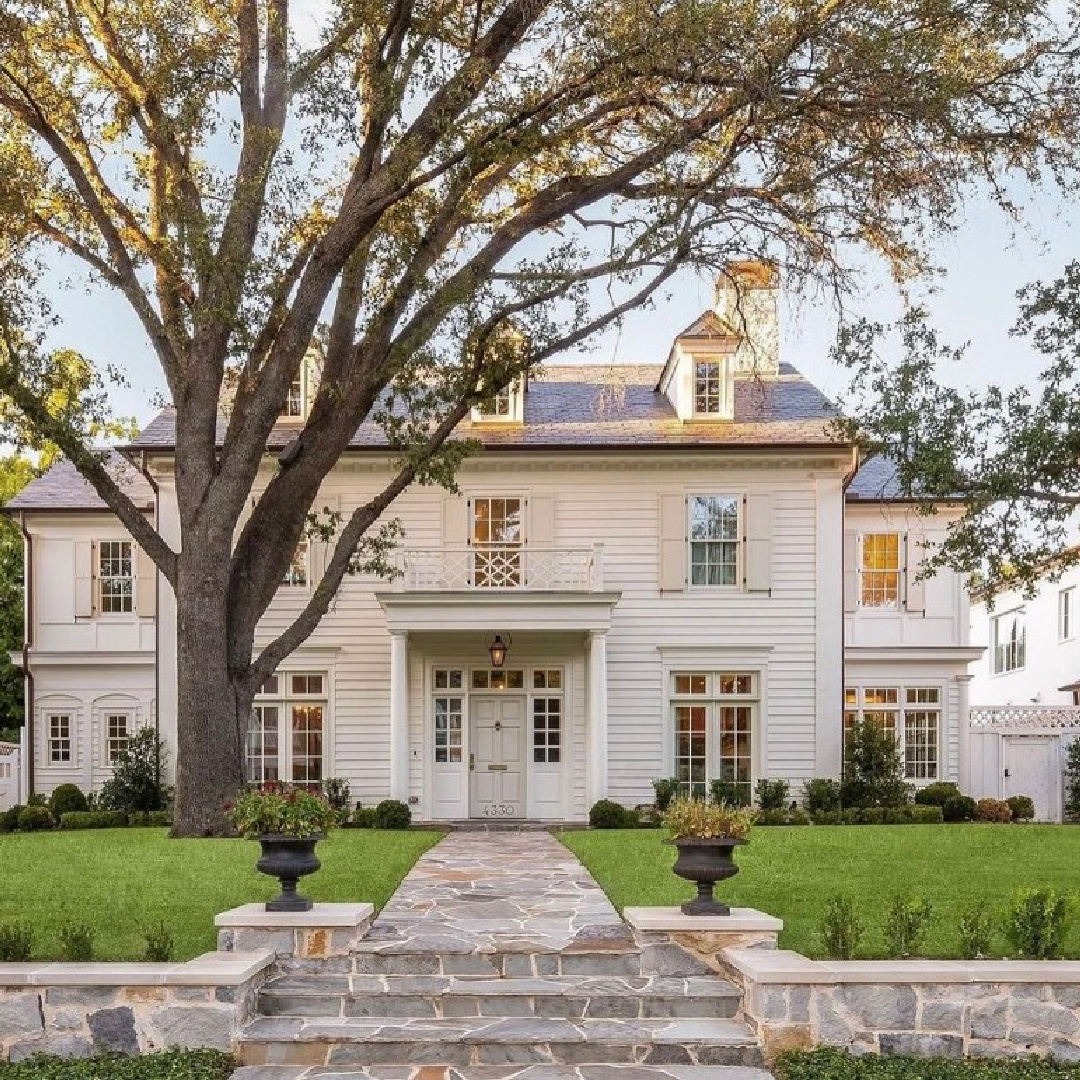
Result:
[470, 695, 526, 818]
[1003, 735, 1058, 821]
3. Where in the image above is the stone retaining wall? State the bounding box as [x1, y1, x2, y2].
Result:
[0, 951, 273, 1062]
[724, 947, 1080, 1062]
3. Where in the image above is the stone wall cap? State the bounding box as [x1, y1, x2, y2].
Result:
[625, 906, 783, 933]
[0, 951, 275, 988]
[214, 902, 374, 929]
[723, 948, 838, 984]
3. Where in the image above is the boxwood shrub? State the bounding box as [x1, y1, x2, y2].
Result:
[1006, 794, 1036, 821]
[16, 805, 52, 831]
[810, 805, 942, 825]
[0, 1050, 236, 1079]
[943, 794, 978, 822]
[589, 798, 636, 829]
[914, 781, 962, 807]
[373, 798, 412, 829]
[776, 1047, 1080, 1080]
[59, 810, 129, 830]
[48, 783, 88, 819]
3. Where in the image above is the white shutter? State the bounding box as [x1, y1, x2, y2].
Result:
[843, 532, 858, 614]
[743, 493, 773, 593]
[905, 531, 926, 614]
[443, 495, 470, 546]
[74, 540, 94, 619]
[659, 494, 686, 592]
[528, 495, 555, 549]
[135, 545, 156, 616]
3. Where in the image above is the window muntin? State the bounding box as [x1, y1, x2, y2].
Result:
[106, 713, 130, 764]
[843, 685, 940, 781]
[671, 671, 757, 800]
[859, 533, 901, 608]
[472, 497, 523, 587]
[283, 541, 309, 587]
[48, 714, 72, 764]
[249, 673, 327, 783]
[434, 696, 464, 763]
[98, 540, 134, 613]
[992, 610, 1026, 674]
[434, 668, 464, 690]
[693, 360, 723, 415]
[689, 495, 739, 586]
[533, 697, 561, 764]
[1060, 588, 1075, 643]
[479, 385, 513, 417]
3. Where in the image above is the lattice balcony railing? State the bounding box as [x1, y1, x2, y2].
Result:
[396, 544, 603, 592]
[969, 705, 1080, 730]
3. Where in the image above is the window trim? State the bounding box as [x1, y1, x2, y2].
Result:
[470, 494, 525, 588]
[97, 539, 134, 615]
[991, 608, 1027, 675]
[48, 712, 73, 765]
[1060, 587, 1076, 643]
[248, 670, 329, 784]
[687, 494, 741, 589]
[105, 712, 131, 766]
[282, 539, 310, 588]
[692, 358, 726, 417]
[472, 379, 524, 424]
[844, 683, 943, 783]
[857, 532, 902, 610]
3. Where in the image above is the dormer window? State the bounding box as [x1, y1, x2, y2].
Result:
[694, 360, 724, 416]
[472, 379, 524, 424]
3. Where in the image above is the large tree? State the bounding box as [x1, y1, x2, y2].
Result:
[836, 263, 1080, 596]
[0, 0, 1077, 834]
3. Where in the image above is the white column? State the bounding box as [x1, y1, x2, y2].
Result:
[588, 630, 609, 804]
[956, 673, 973, 792]
[389, 630, 410, 801]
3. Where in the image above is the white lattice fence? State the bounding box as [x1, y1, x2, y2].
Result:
[400, 546, 597, 591]
[969, 705, 1080, 730]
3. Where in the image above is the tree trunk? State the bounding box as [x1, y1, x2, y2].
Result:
[170, 541, 250, 837]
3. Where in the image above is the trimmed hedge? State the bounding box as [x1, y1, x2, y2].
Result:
[776, 1047, 1080, 1080]
[943, 794, 978, 822]
[1007, 794, 1036, 821]
[48, 784, 88, 819]
[0, 1050, 236, 1079]
[127, 810, 173, 827]
[914, 781, 962, 807]
[373, 799, 412, 829]
[589, 798, 637, 829]
[59, 810, 130, 830]
[810, 805, 943, 825]
[16, 806, 52, 831]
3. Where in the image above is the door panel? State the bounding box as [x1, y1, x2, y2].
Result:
[470, 696, 525, 818]
[1003, 736, 1057, 821]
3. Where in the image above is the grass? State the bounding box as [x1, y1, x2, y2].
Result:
[0, 828, 441, 962]
[559, 824, 1080, 959]
[0, 1050, 234, 1078]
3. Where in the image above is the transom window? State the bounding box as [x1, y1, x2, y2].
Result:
[98, 541, 134, 613]
[689, 495, 739, 586]
[471, 668, 525, 690]
[533, 669, 563, 689]
[671, 671, 756, 800]
[693, 360, 723, 415]
[859, 533, 901, 608]
[844, 685, 941, 781]
[992, 610, 1026, 674]
[106, 713, 130, 764]
[283, 541, 309, 587]
[247, 673, 327, 784]
[1060, 588, 1075, 643]
[48, 713, 72, 764]
[472, 496, 523, 587]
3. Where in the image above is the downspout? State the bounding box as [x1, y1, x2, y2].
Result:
[18, 512, 34, 797]
[137, 452, 162, 787]
[839, 447, 861, 778]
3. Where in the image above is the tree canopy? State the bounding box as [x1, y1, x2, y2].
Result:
[836, 261, 1080, 597]
[1, 0, 1077, 830]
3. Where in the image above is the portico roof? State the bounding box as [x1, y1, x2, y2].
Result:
[375, 591, 622, 634]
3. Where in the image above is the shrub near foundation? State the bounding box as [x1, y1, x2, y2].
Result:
[1006, 795, 1036, 821]
[776, 1047, 1080, 1080]
[0, 1050, 237, 1079]
[976, 797, 1013, 823]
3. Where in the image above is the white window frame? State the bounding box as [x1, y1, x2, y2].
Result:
[688, 495, 740, 588]
[105, 712, 131, 765]
[281, 363, 312, 420]
[1060, 587, 1076, 643]
[858, 532, 902, 609]
[692, 359, 725, 417]
[282, 540, 309, 588]
[670, 671, 758, 800]
[992, 609, 1026, 674]
[472, 380, 523, 424]
[248, 672, 328, 784]
[471, 495, 525, 588]
[98, 540, 134, 614]
[843, 684, 942, 782]
[48, 713, 73, 764]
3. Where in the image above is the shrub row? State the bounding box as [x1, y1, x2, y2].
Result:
[0, 803, 173, 832]
[819, 887, 1073, 961]
[0, 1050, 236, 1079]
[777, 1046, 1080, 1080]
[0, 918, 176, 963]
[349, 799, 412, 829]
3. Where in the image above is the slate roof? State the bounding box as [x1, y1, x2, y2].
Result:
[4, 451, 155, 513]
[846, 455, 904, 501]
[131, 362, 844, 453]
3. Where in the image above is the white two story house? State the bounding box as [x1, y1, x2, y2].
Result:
[5, 264, 981, 820]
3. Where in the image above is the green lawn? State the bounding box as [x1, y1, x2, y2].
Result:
[0, 828, 441, 962]
[559, 824, 1080, 959]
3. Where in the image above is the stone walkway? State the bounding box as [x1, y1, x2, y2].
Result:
[356, 832, 631, 956]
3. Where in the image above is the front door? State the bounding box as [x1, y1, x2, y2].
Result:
[470, 695, 525, 819]
[1003, 735, 1058, 821]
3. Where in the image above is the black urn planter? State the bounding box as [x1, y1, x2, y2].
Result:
[256, 834, 324, 912]
[670, 836, 747, 916]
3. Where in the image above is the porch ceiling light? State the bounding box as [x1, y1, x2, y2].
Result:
[488, 634, 510, 669]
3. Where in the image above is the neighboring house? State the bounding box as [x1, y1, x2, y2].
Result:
[966, 557, 1080, 820]
[4, 263, 978, 820]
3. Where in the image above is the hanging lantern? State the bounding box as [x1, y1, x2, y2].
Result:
[488, 634, 509, 668]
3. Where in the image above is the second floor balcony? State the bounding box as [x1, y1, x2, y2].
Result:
[393, 544, 605, 593]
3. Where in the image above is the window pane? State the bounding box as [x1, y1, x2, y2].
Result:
[904, 709, 939, 780]
[98, 540, 134, 613]
[106, 713, 130, 765]
[246, 705, 280, 784]
[694, 360, 723, 415]
[472, 670, 489, 689]
[434, 696, 463, 763]
[674, 674, 708, 695]
[283, 541, 308, 587]
[291, 705, 323, 783]
[859, 533, 901, 607]
[674, 704, 708, 799]
[49, 714, 72, 763]
[533, 697, 561, 764]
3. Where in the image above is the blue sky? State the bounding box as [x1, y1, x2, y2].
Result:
[45, 177, 1077, 428]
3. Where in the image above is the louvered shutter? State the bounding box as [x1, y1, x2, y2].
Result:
[843, 531, 858, 614]
[528, 495, 555, 549]
[659, 494, 686, 592]
[74, 540, 94, 618]
[905, 531, 926, 614]
[135, 545, 156, 616]
[743, 493, 773, 593]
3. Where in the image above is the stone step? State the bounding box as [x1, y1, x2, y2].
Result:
[350, 946, 711, 979]
[231, 1064, 776, 1080]
[236, 1016, 764, 1069]
[258, 974, 742, 1020]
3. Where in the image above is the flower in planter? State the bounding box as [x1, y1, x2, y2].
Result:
[662, 797, 754, 840]
[226, 784, 339, 838]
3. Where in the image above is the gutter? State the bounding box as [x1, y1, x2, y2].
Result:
[18, 512, 34, 796]
[137, 452, 162, 788]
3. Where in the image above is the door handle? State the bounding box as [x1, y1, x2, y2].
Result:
[469, 753, 475, 771]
